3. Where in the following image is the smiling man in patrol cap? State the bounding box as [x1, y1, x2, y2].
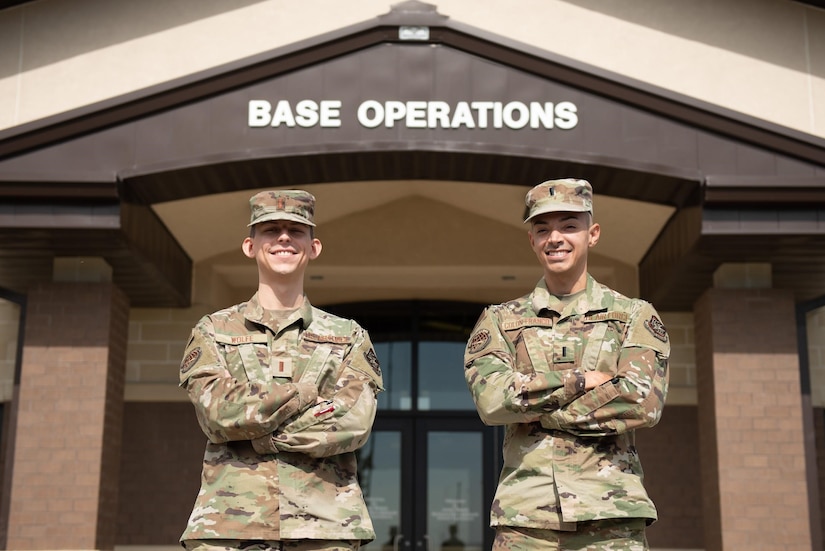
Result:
[179, 189, 383, 551]
[464, 178, 670, 550]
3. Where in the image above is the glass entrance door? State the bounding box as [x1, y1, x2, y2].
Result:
[329, 301, 497, 551]
[358, 417, 496, 551]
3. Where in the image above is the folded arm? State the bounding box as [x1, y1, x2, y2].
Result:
[541, 302, 670, 436]
[180, 319, 317, 443]
[464, 307, 585, 426]
[251, 327, 384, 458]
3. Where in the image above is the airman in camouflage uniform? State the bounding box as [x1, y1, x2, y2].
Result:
[464, 179, 669, 550]
[179, 190, 383, 551]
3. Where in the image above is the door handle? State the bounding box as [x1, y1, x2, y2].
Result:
[416, 534, 430, 551]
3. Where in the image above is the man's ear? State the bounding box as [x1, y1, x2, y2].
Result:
[309, 238, 323, 260]
[241, 237, 255, 259]
[588, 222, 601, 247]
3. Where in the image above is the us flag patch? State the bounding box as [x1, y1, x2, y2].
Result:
[364, 348, 381, 376]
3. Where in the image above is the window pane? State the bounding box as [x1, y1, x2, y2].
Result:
[359, 431, 403, 551]
[427, 431, 484, 551]
[374, 341, 413, 411]
[0, 298, 20, 400]
[418, 341, 474, 410]
[808, 305, 825, 408]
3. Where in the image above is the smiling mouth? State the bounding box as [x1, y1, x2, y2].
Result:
[271, 250, 295, 256]
[545, 250, 569, 257]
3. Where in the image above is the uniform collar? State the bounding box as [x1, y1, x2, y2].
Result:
[531, 274, 611, 319]
[243, 292, 314, 334]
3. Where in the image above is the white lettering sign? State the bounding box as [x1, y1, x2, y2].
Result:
[248, 99, 578, 130]
[248, 100, 342, 128]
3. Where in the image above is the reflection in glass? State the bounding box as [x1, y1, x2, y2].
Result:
[0, 298, 21, 392]
[359, 431, 402, 551]
[428, 432, 483, 551]
[373, 341, 412, 410]
[807, 306, 825, 408]
[418, 342, 475, 410]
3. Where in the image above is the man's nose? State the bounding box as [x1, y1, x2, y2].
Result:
[548, 229, 563, 243]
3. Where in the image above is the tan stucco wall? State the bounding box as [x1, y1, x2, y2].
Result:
[0, 0, 823, 139]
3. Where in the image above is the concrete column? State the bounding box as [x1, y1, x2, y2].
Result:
[694, 288, 811, 550]
[5, 281, 129, 550]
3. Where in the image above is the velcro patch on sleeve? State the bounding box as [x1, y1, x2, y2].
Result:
[364, 347, 381, 377]
[467, 329, 491, 354]
[181, 346, 202, 374]
[644, 315, 668, 343]
[624, 300, 670, 357]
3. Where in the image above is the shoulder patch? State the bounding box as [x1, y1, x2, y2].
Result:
[181, 347, 201, 374]
[303, 331, 352, 344]
[644, 315, 668, 343]
[467, 329, 492, 354]
[364, 347, 381, 377]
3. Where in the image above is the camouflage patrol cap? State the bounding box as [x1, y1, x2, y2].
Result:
[248, 189, 316, 227]
[524, 178, 593, 223]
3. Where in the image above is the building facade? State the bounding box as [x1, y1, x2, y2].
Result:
[0, 1, 824, 550]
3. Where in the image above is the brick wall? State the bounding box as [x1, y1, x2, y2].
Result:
[6, 283, 129, 550]
[695, 289, 811, 550]
[116, 402, 204, 545]
[638, 405, 703, 549]
[127, 306, 211, 387]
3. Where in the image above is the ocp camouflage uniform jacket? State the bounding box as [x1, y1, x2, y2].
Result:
[464, 275, 669, 530]
[179, 293, 383, 543]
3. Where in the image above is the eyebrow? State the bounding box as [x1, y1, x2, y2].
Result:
[534, 214, 582, 225]
[261, 221, 302, 229]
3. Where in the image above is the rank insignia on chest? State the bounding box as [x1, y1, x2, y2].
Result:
[273, 357, 293, 378]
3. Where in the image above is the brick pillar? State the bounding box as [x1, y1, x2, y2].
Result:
[694, 289, 811, 550]
[5, 282, 129, 550]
